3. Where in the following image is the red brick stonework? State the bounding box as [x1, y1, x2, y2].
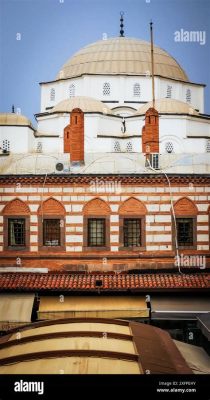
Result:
[142, 107, 159, 153]
[64, 108, 84, 163]
[174, 197, 198, 215]
[3, 199, 30, 215]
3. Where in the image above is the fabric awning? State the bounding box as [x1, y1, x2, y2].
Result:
[151, 296, 210, 320]
[174, 340, 210, 374]
[0, 294, 35, 330]
[197, 314, 210, 341]
[38, 296, 149, 320]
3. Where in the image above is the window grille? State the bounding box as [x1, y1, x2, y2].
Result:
[8, 218, 25, 246]
[103, 82, 111, 96]
[166, 85, 172, 98]
[50, 88, 55, 101]
[133, 83, 141, 97]
[165, 142, 174, 153]
[177, 218, 193, 247]
[43, 219, 61, 246]
[88, 218, 105, 247]
[123, 219, 141, 247]
[69, 84, 75, 97]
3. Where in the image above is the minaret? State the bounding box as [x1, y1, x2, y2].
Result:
[119, 12, 125, 37]
[150, 21, 155, 109]
[142, 22, 159, 156]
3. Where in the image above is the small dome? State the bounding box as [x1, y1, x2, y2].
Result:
[0, 113, 34, 129]
[51, 96, 113, 114]
[56, 37, 189, 82]
[136, 99, 199, 115]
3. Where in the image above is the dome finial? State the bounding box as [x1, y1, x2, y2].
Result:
[119, 12, 125, 37]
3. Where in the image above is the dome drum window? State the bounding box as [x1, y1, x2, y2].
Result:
[36, 142, 43, 153]
[69, 84, 75, 98]
[133, 83, 141, 97]
[103, 82, 111, 96]
[165, 142, 174, 153]
[126, 142, 133, 152]
[186, 89, 191, 104]
[206, 140, 210, 153]
[113, 141, 121, 152]
[166, 85, 172, 99]
[50, 88, 55, 102]
[2, 140, 10, 153]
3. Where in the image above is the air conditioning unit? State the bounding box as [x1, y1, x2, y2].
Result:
[145, 153, 160, 170]
[55, 162, 70, 173]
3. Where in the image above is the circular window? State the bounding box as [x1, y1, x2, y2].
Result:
[165, 142, 174, 153]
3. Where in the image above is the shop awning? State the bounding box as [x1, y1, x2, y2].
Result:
[151, 296, 210, 320]
[174, 340, 210, 374]
[37, 296, 149, 320]
[0, 294, 35, 330]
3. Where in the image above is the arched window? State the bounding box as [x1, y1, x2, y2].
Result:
[50, 88, 55, 101]
[69, 84, 75, 98]
[133, 83, 141, 97]
[103, 82, 111, 96]
[186, 89, 191, 103]
[3, 199, 30, 250]
[173, 198, 198, 249]
[83, 198, 111, 250]
[206, 139, 210, 153]
[126, 142, 133, 152]
[119, 198, 147, 249]
[165, 142, 174, 153]
[2, 139, 10, 152]
[166, 85, 172, 98]
[113, 141, 121, 152]
[38, 198, 65, 250]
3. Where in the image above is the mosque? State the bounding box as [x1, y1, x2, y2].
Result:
[0, 17, 209, 374]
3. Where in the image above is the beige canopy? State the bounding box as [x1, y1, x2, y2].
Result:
[174, 340, 210, 374]
[37, 296, 149, 320]
[0, 294, 34, 330]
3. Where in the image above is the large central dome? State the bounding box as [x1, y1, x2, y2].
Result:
[56, 37, 188, 82]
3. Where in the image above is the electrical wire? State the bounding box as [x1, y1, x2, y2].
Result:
[145, 158, 182, 274]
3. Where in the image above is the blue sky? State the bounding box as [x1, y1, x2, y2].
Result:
[0, 0, 209, 124]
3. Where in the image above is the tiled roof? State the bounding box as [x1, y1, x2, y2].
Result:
[0, 272, 209, 292]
